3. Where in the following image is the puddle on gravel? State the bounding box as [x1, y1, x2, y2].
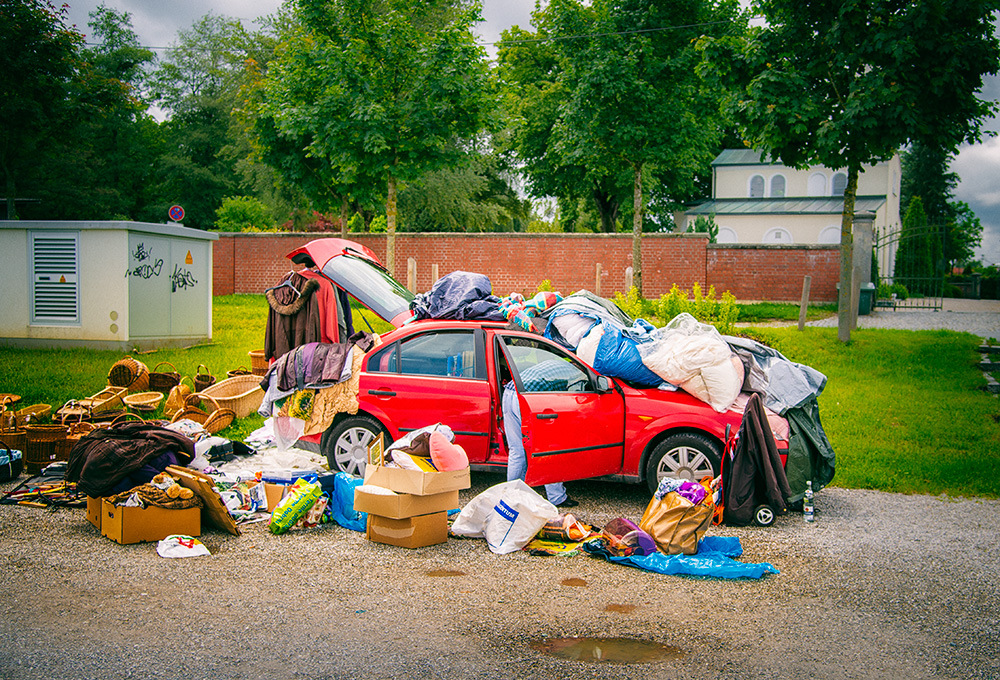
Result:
[604, 604, 637, 614]
[560, 577, 588, 587]
[425, 569, 466, 577]
[531, 637, 683, 663]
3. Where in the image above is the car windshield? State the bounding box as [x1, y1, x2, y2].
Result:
[320, 254, 414, 324]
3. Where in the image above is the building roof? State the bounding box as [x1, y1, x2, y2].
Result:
[686, 196, 887, 216]
[712, 149, 777, 166]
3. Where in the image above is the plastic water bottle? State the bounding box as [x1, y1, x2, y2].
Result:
[803, 480, 815, 523]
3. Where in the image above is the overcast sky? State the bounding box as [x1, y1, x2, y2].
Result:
[60, 0, 999, 266]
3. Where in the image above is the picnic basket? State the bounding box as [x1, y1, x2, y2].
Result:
[0, 398, 27, 460]
[171, 394, 235, 435]
[194, 363, 216, 392]
[54, 416, 95, 462]
[227, 366, 251, 379]
[148, 362, 181, 393]
[24, 423, 69, 475]
[193, 374, 264, 419]
[248, 349, 268, 376]
[55, 387, 126, 422]
[0, 439, 23, 482]
[164, 376, 194, 418]
[107, 356, 149, 393]
[123, 391, 164, 412]
[15, 403, 51, 426]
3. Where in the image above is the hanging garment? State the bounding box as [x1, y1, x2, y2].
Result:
[297, 269, 343, 343]
[783, 397, 836, 503]
[264, 272, 323, 362]
[721, 393, 791, 526]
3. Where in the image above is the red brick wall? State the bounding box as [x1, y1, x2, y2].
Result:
[213, 232, 839, 303]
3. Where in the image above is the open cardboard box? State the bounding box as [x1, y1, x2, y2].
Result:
[86, 496, 103, 530]
[354, 486, 458, 520]
[366, 511, 448, 548]
[100, 499, 201, 545]
[363, 464, 470, 496]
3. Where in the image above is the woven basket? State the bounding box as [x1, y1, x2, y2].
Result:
[0, 439, 23, 482]
[108, 356, 149, 393]
[227, 366, 251, 379]
[171, 394, 235, 435]
[54, 420, 95, 462]
[24, 423, 68, 475]
[148, 361, 181, 393]
[123, 391, 164, 412]
[194, 374, 264, 419]
[194, 363, 216, 392]
[249, 349, 268, 376]
[15, 403, 51, 426]
[0, 405, 26, 467]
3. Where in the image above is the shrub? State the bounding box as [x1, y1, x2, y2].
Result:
[214, 196, 273, 232]
[877, 282, 909, 300]
[614, 285, 739, 334]
[370, 215, 387, 233]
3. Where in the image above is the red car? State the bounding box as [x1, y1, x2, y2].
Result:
[288, 238, 750, 494]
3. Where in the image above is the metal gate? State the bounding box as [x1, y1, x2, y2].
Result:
[874, 222, 946, 311]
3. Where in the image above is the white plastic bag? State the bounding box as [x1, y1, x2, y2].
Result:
[451, 480, 559, 554]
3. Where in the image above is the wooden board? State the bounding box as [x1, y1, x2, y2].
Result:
[166, 465, 240, 536]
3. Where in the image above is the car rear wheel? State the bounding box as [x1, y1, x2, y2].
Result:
[645, 433, 722, 496]
[321, 415, 389, 477]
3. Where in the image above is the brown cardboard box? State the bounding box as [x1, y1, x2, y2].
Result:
[366, 511, 448, 548]
[354, 486, 458, 520]
[264, 482, 287, 512]
[86, 496, 103, 529]
[100, 499, 201, 545]
[363, 464, 470, 496]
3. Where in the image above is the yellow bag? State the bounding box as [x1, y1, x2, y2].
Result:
[639, 491, 714, 555]
[164, 376, 194, 418]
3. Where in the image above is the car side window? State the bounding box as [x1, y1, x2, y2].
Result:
[502, 336, 592, 393]
[379, 330, 477, 378]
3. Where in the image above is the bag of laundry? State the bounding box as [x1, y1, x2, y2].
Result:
[451, 480, 559, 554]
[639, 488, 714, 556]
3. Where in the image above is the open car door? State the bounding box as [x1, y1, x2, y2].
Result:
[498, 333, 624, 486]
[286, 238, 415, 328]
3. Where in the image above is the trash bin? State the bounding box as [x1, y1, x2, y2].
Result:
[858, 283, 875, 316]
[836, 282, 877, 316]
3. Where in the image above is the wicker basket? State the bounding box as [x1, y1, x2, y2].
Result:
[0, 403, 26, 465]
[15, 403, 51, 426]
[227, 366, 251, 379]
[24, 423, 68, 475]
[249, 349, 268, 376]
[194, 363, 216, 392]
[54, 420, 95, 462]
[148, 361, 181, 393]
[193, 374, 264, 419]
[123, 391, 164, 412]
[108, 356, 149, 393]
[171, 395, 235, 435]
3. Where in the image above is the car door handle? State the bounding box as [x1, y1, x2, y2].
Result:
[536, 413, 558, 420]
[368, 389, 396, 397]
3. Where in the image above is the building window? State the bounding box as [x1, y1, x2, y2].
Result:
[716, 227, 738, 244]
[763, 227, 793, 244]
[749, 175, 765, 198]
[770, 175, 786, 198]
[808, 172, 827, 196]
[832, 173, 847, 196]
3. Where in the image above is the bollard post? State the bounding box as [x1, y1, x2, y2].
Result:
[431, 263, 439, 287]
[407, 257, 416, 293]
[624, 266, 633, 292]
[595, 263, 602, 297]
[798, 275, 812, 331]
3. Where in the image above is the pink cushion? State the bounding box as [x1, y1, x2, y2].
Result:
[429, 431, 468, 471]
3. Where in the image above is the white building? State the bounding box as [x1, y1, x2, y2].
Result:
[680, 149, 901, 245]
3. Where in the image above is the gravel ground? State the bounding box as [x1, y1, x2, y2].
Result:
[1, 473, 999, 680]
[3, 299, 997, 679]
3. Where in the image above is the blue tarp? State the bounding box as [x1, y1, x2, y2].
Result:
[583, 536, 779, 579]
[592, 321, 664, 388]
[327, 472, 366, 532]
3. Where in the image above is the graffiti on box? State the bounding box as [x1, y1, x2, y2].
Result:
[126, 242, 164, 279]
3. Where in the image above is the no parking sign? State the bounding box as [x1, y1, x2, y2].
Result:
[168, 205, 185, 222]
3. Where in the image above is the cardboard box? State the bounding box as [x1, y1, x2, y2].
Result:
[86, 496, 103, 529]
[264, 482, 287, 512]
[366, 511, 448, 548]
[363, 464, 470, 496]
[354, 486, 459, 520]
[100, 499, 201, 545]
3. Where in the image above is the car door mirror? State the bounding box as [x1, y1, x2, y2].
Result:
[596, 375, 612, 393]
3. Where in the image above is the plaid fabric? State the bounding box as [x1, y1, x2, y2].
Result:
[520, 359, 586, 392]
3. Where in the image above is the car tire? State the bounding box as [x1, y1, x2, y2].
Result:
[645, 432, 722, 496]
[321, 415, 389, 477]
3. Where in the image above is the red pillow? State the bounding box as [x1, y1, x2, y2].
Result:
[429, 431, 468, 471]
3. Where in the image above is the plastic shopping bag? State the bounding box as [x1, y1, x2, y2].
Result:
[451, 480, 559, 554]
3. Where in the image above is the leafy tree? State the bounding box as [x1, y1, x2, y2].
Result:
[498, 0, 742, 292]
[894, 196, 934, 292]
[687, 214, 719, 243]
[0, 0, 83, 219]
[214, 195, 273, 231]
[702, 0, 1000, 341]
[260, 0, 492, 272]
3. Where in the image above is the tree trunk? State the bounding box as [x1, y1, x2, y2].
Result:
[593, 184, 620, 234]
[386, 174, 397, 276]
[340, 196, 348, 238]
[632, 164, 644, 295]
[837, 166, 859, 343]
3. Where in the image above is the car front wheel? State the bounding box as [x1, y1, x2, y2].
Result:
[321, 415, 389, 477]
[645, 432, 722, 495]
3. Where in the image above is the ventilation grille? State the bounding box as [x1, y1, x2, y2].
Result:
[31, 233, 79, 323]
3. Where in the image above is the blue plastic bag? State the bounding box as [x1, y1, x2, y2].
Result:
[326, 472, 367, 532]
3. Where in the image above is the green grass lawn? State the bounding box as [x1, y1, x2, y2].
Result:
[1, 296, 997, 498]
